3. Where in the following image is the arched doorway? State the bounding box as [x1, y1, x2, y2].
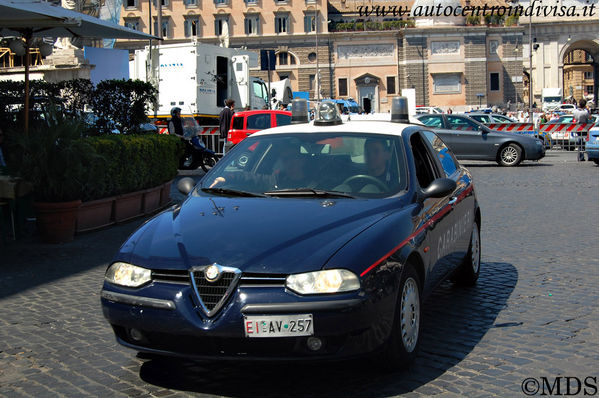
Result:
[561, 39, 599, 109]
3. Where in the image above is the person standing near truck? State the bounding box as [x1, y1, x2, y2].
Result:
[219, 99, 235, 155]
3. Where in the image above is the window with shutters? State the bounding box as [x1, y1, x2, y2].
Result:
[275, 14, 289, 33]
[124, 18, 139, 30]
[304, 12, 316, 33]
[153, 19, 170, 38]
[245, 15, 260, 35]
[184, 0, 198, 7]
[215, 16, 229, 36]
[184, 17, 200, 37]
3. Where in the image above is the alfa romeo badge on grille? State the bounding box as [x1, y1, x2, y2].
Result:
[205, 264, 221, 282]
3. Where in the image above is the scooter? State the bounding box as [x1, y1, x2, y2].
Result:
[178, 117, 219, 172]
[180, 135, 219, 172]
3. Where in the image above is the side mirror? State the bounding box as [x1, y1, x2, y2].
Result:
[480, 126, 490, 134]
[177, 177, 196, 195]
[421, 178, 456, 199]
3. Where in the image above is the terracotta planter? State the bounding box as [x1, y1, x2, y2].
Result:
[114, 191, 143, 223]
[76, 196, 115, 233]
[160, 180, 173, 206]
[143, 187, 162, 214]
[34, 200, 82, 244]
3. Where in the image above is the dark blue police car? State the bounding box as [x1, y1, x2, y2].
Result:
[101, 98, 481, 368]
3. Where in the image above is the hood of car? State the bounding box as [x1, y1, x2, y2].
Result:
[119, 196, 399, 274]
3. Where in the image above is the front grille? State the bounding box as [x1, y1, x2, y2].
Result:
[152, 270, 286, 287]
[192, 270, 238, 312]
[152, 269, 189, 284]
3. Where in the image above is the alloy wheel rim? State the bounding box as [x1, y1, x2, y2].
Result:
[471, 224, 480, 273]
[400, 277, 420, 353]
[501, 147, 518, 164]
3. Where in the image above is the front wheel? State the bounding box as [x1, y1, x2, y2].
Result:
[452, 222, 481, 286]
[200, 154, 218, 173]
[382, 263, 421, 370]
[594, 159, 599, 165]
[497, 143, 522, 167]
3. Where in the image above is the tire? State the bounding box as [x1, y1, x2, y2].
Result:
[497, 143, 522, 167]
[452, 221, 481, 286]
[382, 263, 422, 370]
[594, 160, 599, 165]
[200, 154, 218, 173]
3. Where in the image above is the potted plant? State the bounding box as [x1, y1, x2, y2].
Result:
[13, 109, 103, 243]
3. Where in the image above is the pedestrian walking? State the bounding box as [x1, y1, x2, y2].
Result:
[219, 99, 235, 155]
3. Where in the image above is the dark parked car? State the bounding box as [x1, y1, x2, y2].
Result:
[415, 113, 545, 166]
[101, 101, 481, 368]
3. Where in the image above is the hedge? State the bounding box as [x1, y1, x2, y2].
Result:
[82, 134, 184, 201]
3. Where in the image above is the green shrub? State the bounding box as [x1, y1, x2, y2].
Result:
[84, 134, 183, 200]
[467, 15, 481, 25]
[91, 79, 157, 135]
[505, 15, 519, 26]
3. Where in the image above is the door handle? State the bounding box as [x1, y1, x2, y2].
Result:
[448, 197, 458, 205]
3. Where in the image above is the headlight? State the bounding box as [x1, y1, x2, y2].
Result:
[105, 262, 151, 288]
[286, 269, 360, 295]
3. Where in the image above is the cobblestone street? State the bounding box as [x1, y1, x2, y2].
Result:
[1, 151, 598, 397]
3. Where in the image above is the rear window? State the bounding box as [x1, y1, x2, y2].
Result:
[247, 114, 271, 130]
[275, 114, 291, 126]
[232, 116, 244, 130]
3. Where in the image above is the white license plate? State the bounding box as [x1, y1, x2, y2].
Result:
[244, 314, 313, 338]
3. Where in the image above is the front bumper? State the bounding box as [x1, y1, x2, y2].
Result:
[101, 280, 396, 361]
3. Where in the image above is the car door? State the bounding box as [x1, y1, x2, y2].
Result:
[446, 115, 495, 159]
[408, 131, 458, 296]
[421, 130, 473, 262]
[417, 114, 462, 152]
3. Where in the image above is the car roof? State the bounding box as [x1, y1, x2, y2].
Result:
[252, 120, 415, 137]
[233, 110, 292, 117]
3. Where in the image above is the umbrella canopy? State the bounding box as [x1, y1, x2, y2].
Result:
[0, 0, 158, 133]
[0, 0, 156, 40]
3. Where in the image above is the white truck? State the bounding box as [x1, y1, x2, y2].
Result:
[542, 88, 563, 112]
[130, 42, 270, 152]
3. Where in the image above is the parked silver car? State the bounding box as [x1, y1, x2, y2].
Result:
[415, 114, 545, 166]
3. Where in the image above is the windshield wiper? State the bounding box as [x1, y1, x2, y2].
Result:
[263, 188, 355, 198]
[200, 187, 265, 197]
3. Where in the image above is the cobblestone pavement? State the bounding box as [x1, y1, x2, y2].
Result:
[1, 151, 598, 397]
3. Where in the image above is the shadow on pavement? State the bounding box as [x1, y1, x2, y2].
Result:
[139, 262, 517, 397]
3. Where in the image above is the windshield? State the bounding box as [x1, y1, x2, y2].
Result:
[544, 96, 561, 103]
[200, 133, 407, 198]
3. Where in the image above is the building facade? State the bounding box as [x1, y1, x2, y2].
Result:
[117, 0, 526, 111]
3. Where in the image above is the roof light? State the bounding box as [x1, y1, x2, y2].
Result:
[391, 96, 410, 124]
[314, 100, 343, 126]
[291, 98, 309, 124]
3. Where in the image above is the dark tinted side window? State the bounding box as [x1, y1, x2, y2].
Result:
[247, 114, 271, 130]
[232, 116, 244, 130]
[471, 114, 491, 124]
[422, 131, 459, 177]
[275, 113, 291, 126]
[448, 115, 480, 131]
[418, 115, 444, 128]
[410, 132, 439, 189]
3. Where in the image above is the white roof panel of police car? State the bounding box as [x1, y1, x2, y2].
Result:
[252, 120, 421, 138]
